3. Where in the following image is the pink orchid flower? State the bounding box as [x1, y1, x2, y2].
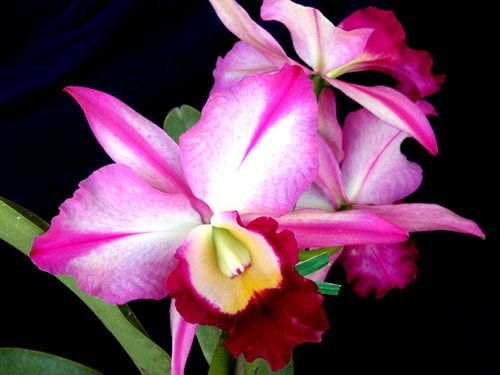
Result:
[295, 88, 484, 298]
[30, 66, 408, 371]
[209, 0, 443, 154]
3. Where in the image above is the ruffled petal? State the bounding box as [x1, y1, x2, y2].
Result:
[212, 41, 280, 94]
[170, 303, 197, 375]
[357, 204, 485, 238]
[341, 109, 423, 204]
[340, 241, 418, 298]
[208, 0, 290, 66]
[324, 78, 438, 154]
[31, 164, 201, 304]
[168, 214, 328, 371]
[261, 0, 371, 73]
[338, 7, 444, 99]
[273, 209, 408, 249]
[181, 65, 318, 216]
[65, 86, 190, 195]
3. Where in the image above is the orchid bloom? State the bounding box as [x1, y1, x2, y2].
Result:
[295, 89, 484, 297]
[209, 0, 443, 154]
[30, 66, 408, 371]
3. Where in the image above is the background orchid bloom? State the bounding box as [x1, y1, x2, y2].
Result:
[30, 65, 408, 371]
[209, 0, 442, 154]
[296, 90, 484, 297]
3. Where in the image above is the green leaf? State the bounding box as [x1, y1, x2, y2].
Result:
[0, 197, 171, 375]
[196, 325, 223, 363]
[207, 333, 235, 375]
[295, 252, 330, 276]
[0, 347, 102, 375]
[315, 281, 341, 296]
[163, 105, 201, 143]
[235, 356, 294, 375]
[298, 246, 341, 261]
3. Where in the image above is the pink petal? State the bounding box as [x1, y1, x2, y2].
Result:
[340, 241, 418, 298]
[417, 100, 439, 116]
[212, 41, 280, 94]
[261, 0, 372, 73]
[296, 183, 333, 212]
[318, 88, 344, 162]
[208, 0, 290, 66]
[274, 209, 408, 249]
[31, 164, 201, 304]
[65, 87, 190, 195]
[324, 78, 438, 154]
[339, 7, 444, 99]
[341, 109, 423, 204]
[357, 204, 485, 238]
[316, 137, 348, 209]
[170, 303, 197, 375]
[181, 65, 318, 216]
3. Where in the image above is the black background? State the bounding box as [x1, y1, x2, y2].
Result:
[0, 1, 497, 374]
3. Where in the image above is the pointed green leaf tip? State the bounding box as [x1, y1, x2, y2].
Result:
[295, 252, 330, 276]
[0, 197, 171, 375]
[315, 281, 341, 296]
[163, 104, 201, 143]
[0, 348, 102, 375]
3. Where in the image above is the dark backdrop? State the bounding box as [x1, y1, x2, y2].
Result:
[0, 1, 497, 374]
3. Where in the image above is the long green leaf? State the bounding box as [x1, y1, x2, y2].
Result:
[207, 333, 234, 375]
[235, 357, 294, 375]
[0, 347, 102, 375]
[315, 281, 341, 296]
[295, 252, 329, 276]
[163, 105, 201, 143]
[0, 197, 171, 375]
[196, 325, 223, 363]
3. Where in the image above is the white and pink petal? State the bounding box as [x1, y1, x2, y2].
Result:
[31, 164, 202, 304]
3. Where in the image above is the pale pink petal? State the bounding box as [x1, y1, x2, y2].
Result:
[212, 41, 280, 94]
[340, 241, 418, 298]
[208, 0, 290, 66]
[261, 0, 372, 73]
[318, 88, 344, 162]
[170, 303, 197, 375]
[324, 78, 438, 154]
[339, 7, 444, 99]
[341, 109, 423, 204]
[274, 209, 407, 249]
[65, 87, 190, 195]
[31, 164, 202, 304]
[357, 204, 485, 238]
[316, 137, 348, 209]
[181, 65, 318, 216]
[296, 183, 333, 212]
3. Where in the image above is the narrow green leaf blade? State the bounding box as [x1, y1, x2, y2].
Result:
[315, 281, 342, 296]
[295, 252, 329, 276]
[207, 333, 235, 375]
[163, 105, 201, 143]
[298, 246, 341, 261]
[0, 197, 170, 375]
[0, 347, 102, 375]
[235, 357, 294, 375]
[196, 325, 223, 363]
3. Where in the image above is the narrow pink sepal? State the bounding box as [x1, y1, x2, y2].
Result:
[261, 0, 372, 73]
[181, 65, 318, 217]
[208, 0, 290, 66]
[170, 303, 197, 375]
[31, 164, 201, 304]
[274, 209, 408, 249]
[318, 88, 344, 162]
[341, 109, 423, 204]
[357, 204, 485, 238]
[324, 78, 438, 154]
[340, 241, 418, 298]
[64, 86, 190, 195]
[212, 41, 280, 94]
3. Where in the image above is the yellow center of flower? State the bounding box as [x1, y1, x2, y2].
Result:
[212, 227, 251, 278]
